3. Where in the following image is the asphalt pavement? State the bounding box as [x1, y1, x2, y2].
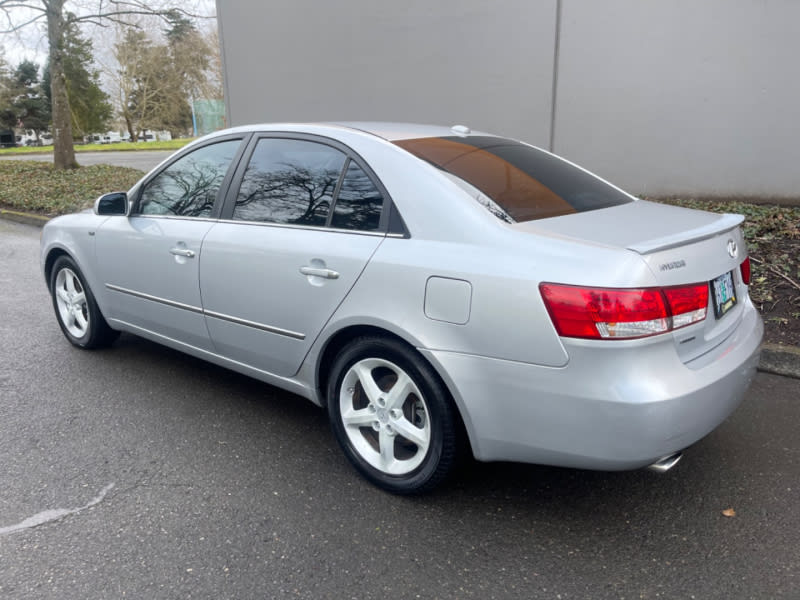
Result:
[1, 219, 798, 599]
[1, 150, 173, 172]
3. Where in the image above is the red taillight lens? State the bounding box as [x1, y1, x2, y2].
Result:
[740, 256, 751, 285]
[540, 282, 708, 340]
[663, 283, 709, 329]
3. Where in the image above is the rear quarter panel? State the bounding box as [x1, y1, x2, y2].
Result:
[320, 231, 655, 368]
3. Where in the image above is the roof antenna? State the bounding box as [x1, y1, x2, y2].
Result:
[450, 125, 471, 136]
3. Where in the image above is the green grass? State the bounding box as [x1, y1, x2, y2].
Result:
[0, 160, 144, 216]
[0, 138, 192, 155]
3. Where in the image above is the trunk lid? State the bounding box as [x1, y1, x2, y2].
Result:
[514, 200, 743, 257]
[516, 200, 751, 363]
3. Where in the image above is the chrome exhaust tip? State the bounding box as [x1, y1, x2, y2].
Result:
[647, 451, 683, 473]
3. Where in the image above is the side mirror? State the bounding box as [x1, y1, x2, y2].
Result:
[94, 192, 128, 216]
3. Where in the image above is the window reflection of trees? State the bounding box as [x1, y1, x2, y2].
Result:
[235, 163, 341, 226]
[139, 141, 240, 217]
[331, 162, 383, 230]
[234, 139, 346, 226]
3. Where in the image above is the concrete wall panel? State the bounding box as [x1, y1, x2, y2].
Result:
[554, 0, 800, 197]
[217, 0, 557, 146]
[217, 0, 799, 197]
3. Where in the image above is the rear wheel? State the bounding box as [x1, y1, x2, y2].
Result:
[327, 336, 459, 494]
[50, 255, 118, 349]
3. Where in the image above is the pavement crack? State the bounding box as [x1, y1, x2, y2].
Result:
[0, 483, 115, 536]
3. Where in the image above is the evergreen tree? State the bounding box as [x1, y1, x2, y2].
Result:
[0, 48, 17, 131]
[11, 60, 50, 142]
[42, 18, 112, 138]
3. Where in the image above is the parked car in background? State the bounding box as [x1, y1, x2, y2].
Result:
[16, 129, 48, 147]
[40, 123, 763, 493]
[137, 130, 172, 142]
[0, 130, 17, 147]
[85, 132, 123, 144]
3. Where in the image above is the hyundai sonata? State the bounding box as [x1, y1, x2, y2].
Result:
[40, 123, 763, 493]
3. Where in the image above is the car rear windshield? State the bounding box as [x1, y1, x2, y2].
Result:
[394, 136, 633, 223]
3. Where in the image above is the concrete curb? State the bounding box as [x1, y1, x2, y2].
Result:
[759, 344, 800, 380]
[2, 210, 798, 380]
[0, 208, 51, 228]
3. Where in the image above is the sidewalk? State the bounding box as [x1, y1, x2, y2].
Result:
[3, 208, 798, 379]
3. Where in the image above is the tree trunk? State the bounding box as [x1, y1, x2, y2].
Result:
[46, 0, 78, 169]
[124, 115, 135, 143]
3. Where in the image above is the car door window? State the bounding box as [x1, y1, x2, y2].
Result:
[233, 138, 346, 226]
[138, 139, 242, 217]
[330, 160, 383, 231]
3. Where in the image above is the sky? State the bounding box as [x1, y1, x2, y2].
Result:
[1, 0, 217, 70]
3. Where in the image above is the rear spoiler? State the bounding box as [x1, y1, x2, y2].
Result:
[626, 213, 744, 255]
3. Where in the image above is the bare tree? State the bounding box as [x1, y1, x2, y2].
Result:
[0, 0, 204, 169]
[112, 25, 173, 141]
[198, 24, 223, 101]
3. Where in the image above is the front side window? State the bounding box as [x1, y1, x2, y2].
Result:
[234, 138, 346, 226]
[394, 136, 633, 223]
[138, 139, 241, 217]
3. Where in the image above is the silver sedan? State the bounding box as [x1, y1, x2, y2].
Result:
[40, 123, 763, 493]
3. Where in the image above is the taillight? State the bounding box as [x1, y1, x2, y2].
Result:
[663, 284, 709, 329]
[740, 256, 751, 285]
[540, 282, 709, 340]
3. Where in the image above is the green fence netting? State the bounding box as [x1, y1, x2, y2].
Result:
[193, 99, 226, 136]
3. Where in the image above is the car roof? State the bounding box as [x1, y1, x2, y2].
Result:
[196, 122, 498, 145]
[329, 121, 493, 141]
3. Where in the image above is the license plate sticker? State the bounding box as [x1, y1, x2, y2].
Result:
[712, 270, 737, 319]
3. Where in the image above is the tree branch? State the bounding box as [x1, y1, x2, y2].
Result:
[750, 256, 800, 292]
[0, 4, 46, 34]
[0, 0, 46, 9]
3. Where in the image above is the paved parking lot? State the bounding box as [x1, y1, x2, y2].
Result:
[1, 150, 172, 172]
[1, 219, 798, 599]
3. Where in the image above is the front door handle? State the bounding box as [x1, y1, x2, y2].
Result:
[299, 266, 339, 279]
[169, 247, 196, 258]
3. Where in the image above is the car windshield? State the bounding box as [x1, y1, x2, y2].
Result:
[394, 136, 633, 223]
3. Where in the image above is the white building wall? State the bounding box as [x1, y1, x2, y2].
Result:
[217, 0, 799, 198]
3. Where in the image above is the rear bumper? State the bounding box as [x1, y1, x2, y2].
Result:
[422, 302, 763, 470]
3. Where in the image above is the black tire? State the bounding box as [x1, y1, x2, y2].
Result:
[327, 336, 459, 494]
[49, 255, 119, 349]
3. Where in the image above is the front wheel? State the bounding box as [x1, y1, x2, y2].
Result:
[327, 336, 459, 494]
[50, 255, 119, 349]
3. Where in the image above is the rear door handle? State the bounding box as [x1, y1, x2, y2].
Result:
[169, 247, 196, 258]
[299, 266, 339, 279]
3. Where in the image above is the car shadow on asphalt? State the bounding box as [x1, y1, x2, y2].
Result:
[102, 332, 759, 519]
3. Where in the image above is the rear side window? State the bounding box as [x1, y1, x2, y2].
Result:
[330, 160, 383, 231]
[394, 136, 632, 223]
[234, 138, 346, 226]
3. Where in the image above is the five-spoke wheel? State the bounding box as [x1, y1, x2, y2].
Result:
[50, 255, 118, 348]
[328, 336, 459, 494]
[54, 266, 90, 339]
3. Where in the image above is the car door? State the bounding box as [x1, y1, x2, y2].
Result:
[199, 135, 388, 377]
[96, 137, 246, 350]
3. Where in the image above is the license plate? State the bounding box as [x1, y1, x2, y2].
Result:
[711, 271, 737, 319]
